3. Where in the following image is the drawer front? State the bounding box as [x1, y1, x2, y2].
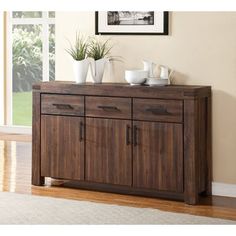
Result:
[86, 96, 131, 119]
[41, 94, 84, 116]
[133, 99, 183, 123]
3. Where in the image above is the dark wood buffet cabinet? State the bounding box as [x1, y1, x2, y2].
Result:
[32, 82, 212, 205]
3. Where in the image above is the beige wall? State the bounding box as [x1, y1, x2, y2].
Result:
[56, 12, 236, 184]
[0, 12, 4, 125]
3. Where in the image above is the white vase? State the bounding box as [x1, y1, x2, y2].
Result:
[73, 59, 90, 84]
[90, 58, 109, 84]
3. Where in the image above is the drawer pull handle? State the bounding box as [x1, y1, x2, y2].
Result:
[80, 122, 83, 142]
[134, 125, 138, 146]
[146, 107, 170, 115]
[126, 125, 131, 145]
[52, 103, 74, 110]
[97, 105, 119, 111]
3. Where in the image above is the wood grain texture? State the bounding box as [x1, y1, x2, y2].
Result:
[0, 133, 31, 142]
[33, 82, 211, 100]
[184, 99, 199, 204]
[85, 118, 132, 186]
[41, 115, 85, 180]
[32, 91, 44, 186]
[2, 137, 235, 222]
[41, 94, 84, 116]
[206, 95, 212, 195]
[133, 121, 183, 192]
[86, 96, 131, 119]
[198, 97, 207, 193]
[184, 97, 212, 204]
[58, 180, 184, 200]
[133, 98, 183, 123]
[32, 82, 212, 205]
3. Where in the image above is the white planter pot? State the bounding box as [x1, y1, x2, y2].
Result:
[73, 59, 90, 84]
[90, 58, 109, 84]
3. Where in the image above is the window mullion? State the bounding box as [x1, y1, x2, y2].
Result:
[11, 18, 45, 25]
[42, 17, 49, 82]
[42, 11, 48, 18]
[6, 12, 12, 125]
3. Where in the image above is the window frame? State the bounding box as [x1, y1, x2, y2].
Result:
[6, 11, 55, 126]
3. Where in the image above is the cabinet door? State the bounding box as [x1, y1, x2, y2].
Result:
[41, 115, 84, 180]
[86, 118, 132, 186]
[133, 121, 183, 192]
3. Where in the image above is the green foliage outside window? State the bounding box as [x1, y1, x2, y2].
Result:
[12, 24, 55, 92]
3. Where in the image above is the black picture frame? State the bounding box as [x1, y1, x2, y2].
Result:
[95, 11, 169, 35]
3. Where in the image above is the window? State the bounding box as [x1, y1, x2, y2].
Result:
[7, 11, 55, 126]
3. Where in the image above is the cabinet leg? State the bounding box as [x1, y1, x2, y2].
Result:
[184, 192, 199, 205]
[184, 99, 199, 205]
[206, 96, 212, 196]
[205, 177, 212, 196]
[32, 90, 44, 186]
[32, 175, 45, 186]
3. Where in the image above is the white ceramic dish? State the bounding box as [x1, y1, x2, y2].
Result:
[145, 78, 169, 86]
[125, 70, 148, 85]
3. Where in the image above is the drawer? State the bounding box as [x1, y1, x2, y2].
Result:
[133, 99, 183, 123]
[41, 94, 84, 116]
[86, 96, 131, 119]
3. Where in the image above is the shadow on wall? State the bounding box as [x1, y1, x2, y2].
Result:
[170, 70, 189, 85]
[211, 90, 236, 183]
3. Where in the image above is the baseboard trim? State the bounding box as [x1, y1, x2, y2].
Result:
[212, 182, 236, 198]
[0, 125, 32, 134]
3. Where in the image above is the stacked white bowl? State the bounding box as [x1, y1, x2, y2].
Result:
[125, 70, 148, 85]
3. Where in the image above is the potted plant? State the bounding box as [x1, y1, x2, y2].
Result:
[66, 33, 90, 84]
[87, 37, 113, 83]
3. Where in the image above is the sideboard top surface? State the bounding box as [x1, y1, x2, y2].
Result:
[33, 82, 211, 99]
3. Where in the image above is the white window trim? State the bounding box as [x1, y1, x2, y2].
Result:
[6, 11, 55, 128]
[6, 12, 12, 126]
[0, 125, 32, 134]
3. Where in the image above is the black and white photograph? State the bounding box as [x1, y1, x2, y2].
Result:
[107, 11, 154, 25]
[95, 11, 169, 35]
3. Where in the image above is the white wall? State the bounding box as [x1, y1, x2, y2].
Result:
[0, 12, 4, 125]
[56, 12, 236, 185]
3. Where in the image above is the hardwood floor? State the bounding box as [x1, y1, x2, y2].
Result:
[0, 133, 236, 222]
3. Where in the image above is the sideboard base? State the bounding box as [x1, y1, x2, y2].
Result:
[32, 178, 211, 204]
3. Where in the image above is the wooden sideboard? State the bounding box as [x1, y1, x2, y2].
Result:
[32, 82, 212, 205]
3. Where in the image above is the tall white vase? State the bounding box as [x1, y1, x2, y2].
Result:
[90, 58, 109, 84]
[73, 59, 90, 84]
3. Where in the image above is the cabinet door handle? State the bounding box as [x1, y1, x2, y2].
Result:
[52, 103, 74, 110]
[134, 125, 138, 146]
[80, 122, 83, 142]
[146, 107, 170, 115]
[126, 125, 131, 145]
[97, 105, 119, 111]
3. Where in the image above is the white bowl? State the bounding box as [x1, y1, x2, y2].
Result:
[145, 78, 169, 86]
[125, 70, 148, 85]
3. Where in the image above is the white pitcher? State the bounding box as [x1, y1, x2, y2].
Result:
[73, 58, 90, 84]
[90, 58, 109, 84]
[159, 65, 174, 84]
[143, 60, 156, 78]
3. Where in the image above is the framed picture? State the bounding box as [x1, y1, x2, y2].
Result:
[95, 11, 169, 35]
